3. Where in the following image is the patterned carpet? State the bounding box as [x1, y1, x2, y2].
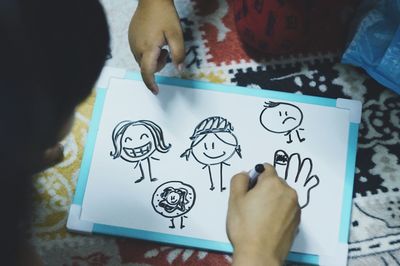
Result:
[31, 0, 400, 265]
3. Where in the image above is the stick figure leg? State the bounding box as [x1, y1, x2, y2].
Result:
[180, 216, 186, 229]
[286, 133, 293, 144]
[220, 164, 226, 192]
[146, 158, 157, 182]
[134, 163, 145, 183]
[296, 129, 305, 142]
[169, 218, 175, 229]
[208, 166, 215, 191]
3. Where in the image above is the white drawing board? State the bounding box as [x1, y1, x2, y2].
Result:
[68, 69, 361, 266]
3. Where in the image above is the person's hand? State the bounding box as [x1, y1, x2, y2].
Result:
[32, 143, 64, 174]
[31, 114, 73, 174]
[227, 164, 301, 266]
[128, 0, 185, 94]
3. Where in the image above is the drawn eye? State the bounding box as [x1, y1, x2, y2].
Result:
[212, 142, 215, 149]
[285, 111, 288, 116]
[140, 133, 149, 140]
[279, 111, 282, 116]
[204, 143, 208, 150]
[124, 137, 132, 142]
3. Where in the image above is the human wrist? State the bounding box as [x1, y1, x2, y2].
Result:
[233, 245, 281, 266]
[137, 0, 175, 11]
[138, 0, 173, 3]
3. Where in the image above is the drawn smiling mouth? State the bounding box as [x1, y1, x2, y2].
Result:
[123, 142, 152, 157]
[282, 117, 296, 124]
[203, 151, 226, 159]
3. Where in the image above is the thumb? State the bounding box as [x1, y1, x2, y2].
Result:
[165, 26, 185, 68]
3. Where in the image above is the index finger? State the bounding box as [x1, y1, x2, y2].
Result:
[140, 49, 161, 94]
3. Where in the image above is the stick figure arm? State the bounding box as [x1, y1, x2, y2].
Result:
[132, 161, 140, 169]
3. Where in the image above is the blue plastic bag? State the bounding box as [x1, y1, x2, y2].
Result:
[342, 0, 400, 94]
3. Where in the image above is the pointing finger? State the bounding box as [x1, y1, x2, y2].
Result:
[141, 49, 161, 94]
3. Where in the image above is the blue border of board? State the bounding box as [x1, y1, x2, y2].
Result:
[72, 72, 359, 265]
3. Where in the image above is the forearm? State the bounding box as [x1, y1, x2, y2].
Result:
[138, 0, 174, 5]
[232, 246, 281, 266]
[227, 166, 299, 266]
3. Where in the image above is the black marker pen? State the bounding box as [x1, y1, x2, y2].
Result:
[248, 164, 265, 189]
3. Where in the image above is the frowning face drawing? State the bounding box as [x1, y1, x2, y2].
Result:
[110, 120, 171, 183]
[260, 101, 302, 133]
[260, 101, 305, 144]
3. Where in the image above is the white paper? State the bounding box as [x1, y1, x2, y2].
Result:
[81, 78, 350, 257]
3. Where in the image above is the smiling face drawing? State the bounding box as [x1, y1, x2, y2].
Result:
[260, 101, 303, 133]
[120, 125, 156, 162]
[191, 132, 238, 165]
[152, 181, 196, 218]
[165, 191, 181, 205]
[180, 116, 242, 192]
[110, 120, 171, 165]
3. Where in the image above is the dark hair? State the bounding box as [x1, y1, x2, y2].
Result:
[189, 116, 234, 140]
[181, 116, 242, 161]
[263, 101, 280, 108]
[110, 120, 171, 159]
[0, 0, 110, 263]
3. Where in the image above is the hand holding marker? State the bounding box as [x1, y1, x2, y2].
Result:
[248, 164, 265, 189]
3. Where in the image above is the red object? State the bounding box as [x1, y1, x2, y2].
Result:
[233, 0, 358, 55]
[195, 0, 252, 65]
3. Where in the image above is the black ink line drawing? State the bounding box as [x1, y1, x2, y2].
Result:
[260, 101, 305, 143]
[152, 181, 196, 229]
[181, 116, 242, 192]
[110, 120, 171, 183]
[273, 150, 320, 208]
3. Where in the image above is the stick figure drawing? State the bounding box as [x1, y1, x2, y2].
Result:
[110, 120, 171, 183]
[152, 181, 196, 229]
[260, 101, 305, 144]
[181, 116, 242, 192]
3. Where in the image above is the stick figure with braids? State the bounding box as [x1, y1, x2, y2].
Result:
[181, 116, 242, 192]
